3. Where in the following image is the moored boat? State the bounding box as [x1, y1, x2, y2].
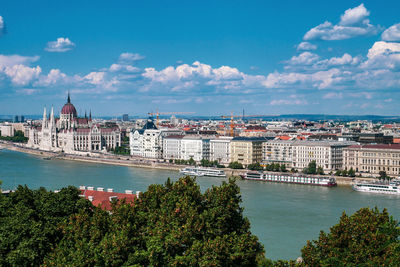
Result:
[180, 167, 226, 177]
[352, 179, 400, 195]
[240, 171, 336, 187]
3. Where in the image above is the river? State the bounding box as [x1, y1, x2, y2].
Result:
[1, 149, 399, 260]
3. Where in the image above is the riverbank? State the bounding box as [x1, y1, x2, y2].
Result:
[1, 141, 373, 186]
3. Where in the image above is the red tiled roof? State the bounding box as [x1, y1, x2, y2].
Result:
[80, 189, 136, 211]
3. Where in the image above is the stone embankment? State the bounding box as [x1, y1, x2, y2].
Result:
[2, 141, 375, 186]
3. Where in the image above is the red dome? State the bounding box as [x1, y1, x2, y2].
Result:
[61, 103, 77, 116]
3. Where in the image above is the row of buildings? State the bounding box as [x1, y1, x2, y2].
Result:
[130, 124, 400, 177]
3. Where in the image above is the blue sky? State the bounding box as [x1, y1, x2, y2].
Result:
[1, 0, 400, 116]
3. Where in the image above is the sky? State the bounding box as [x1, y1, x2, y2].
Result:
[0, 0, 400, 116]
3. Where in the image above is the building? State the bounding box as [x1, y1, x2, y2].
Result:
[129, 118, 183, 158]
[28, 93, 121, 153]
[122, 114, 129, 122]
[230, 137, 273, 166]
[292, 141, 356, 172]
[209, 136, 232, 165]
[343, 144, 400, 177]
[163, 135, 211, 162]
[0, 123, 14, 137]
[262, 140, 295, 167]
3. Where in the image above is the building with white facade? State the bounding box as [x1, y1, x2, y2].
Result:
[129, 118, 183, 158]
[292, 141, 356, 172]
[28, 94, 121, 153]
[210, 136, 232, 165]
[262, 140, 295, 167]
[163, 135, 211, 162]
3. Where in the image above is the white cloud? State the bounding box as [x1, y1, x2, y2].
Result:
[36, 69, 67, 86]
[361, 41, 400, 70]
[4, 65, 41, 86]
[382, 23, 400, 41]
[304, 4, 380, 41]
[109, 64, 140, 73]
[0, 16, 5, 36]
[339, 4, 370, 26]
[297, 42, 317, 51]
[84, 72, 106, 85]
[45, 37, 75, 52]
[118, 53, 145, 62]
[16, 89, 37, 95]
[270, 98, 308, 106]
[287, 52, 320, 65]
[0, 55, 40, 67]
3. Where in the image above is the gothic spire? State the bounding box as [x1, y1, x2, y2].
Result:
[85, 110, 87, 119]
[89, 109, 92, 120]
[67, 91, 71, 103]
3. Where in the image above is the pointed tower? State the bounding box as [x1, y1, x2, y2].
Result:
[85, 110, 87, 119]
[42, 106, 47, 128]
[67, 90, 71, 104]
[50, 106, 55, 128]
[89, 110, 92, 121]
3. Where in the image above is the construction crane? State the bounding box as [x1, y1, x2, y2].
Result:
[220, 113, 275, 136]
[148, 111, 195, 127]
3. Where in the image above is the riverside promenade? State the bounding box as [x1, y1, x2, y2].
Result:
[1, 141, 373, 186]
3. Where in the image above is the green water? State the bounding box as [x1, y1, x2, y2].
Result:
[1, 149, 399, 260]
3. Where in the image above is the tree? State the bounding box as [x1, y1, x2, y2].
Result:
[335, 170, 342, 176]
[341, 169, 348, 177]
[280, 164, 287, 172]
[316, 166, 324, 175]
[273, 163, 280, 172]
[248, 162, 263, 171]
[229, 161, 244, 169]
[348, 167, 356, 177]
[303, 161, 317, 174]
[0, 186, 92, 266]
[188, 157, 196, 166]
[44, 177, 265, 266]
[379, 171, 388, 180]
[301, 207, 400, 266]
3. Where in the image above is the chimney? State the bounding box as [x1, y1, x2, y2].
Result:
[88, 196, 94, 202]
[87, 186, 94, 191]
[79, 185, 86, 190]
[97, 187, 104, 192]
[125, 190, 133, 194]
[107, 188, 114, 192]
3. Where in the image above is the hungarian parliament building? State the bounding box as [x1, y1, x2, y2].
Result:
[28, 94, 121, 153]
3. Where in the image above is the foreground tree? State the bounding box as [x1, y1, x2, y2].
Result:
[44, 177, 264, 266]
[301, 207, 400, 266]
[0, 186, 92, 266]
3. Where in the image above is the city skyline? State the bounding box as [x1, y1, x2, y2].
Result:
[1, 1, 400, 116]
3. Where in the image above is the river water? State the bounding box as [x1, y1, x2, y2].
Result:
[1, 149, 399, 260]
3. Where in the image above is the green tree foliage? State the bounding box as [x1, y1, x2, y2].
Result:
[0, 186, 92, 266]
[335, 170, 342, 176]
[348, 167, 356, 177]
[316, 166, 324, 175]
[44, 177, 264, 266]
[110, 145, 130, 155]
[301, 207, 400, 266]
[200, 159, 219, 167]
[0, 130, 28, 143]
[229, 161, 244, 169]
[280, 164, 287, 173]
[248, 162, 263, 171]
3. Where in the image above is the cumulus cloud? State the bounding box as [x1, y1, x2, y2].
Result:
[381, 23, 400, 41]
[286, 52, 320, 65]
[361, 41, 400, 70]
[45, 37, 75, 52]
[297, 42, 317, 51]
[304, 4, 380, 41]
[4, 65, 41, 86]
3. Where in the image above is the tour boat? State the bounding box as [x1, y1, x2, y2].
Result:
[352, 179, 400, 195]
[240, 171, 337, 187]
[180, 167, 226, 177]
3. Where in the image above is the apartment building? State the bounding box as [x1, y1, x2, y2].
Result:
[262, 140, 295, 167]
[230, 137, 272, 167]
[163, 135, 211, 162]
[292, 141, 356, 172]
[343, 144, 400, 176]
[209, 136, 232, 165]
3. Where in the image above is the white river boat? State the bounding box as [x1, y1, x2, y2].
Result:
[352, 179, 400, 195]
[180, 167, 226, 177]
[241, 171, 337, 187]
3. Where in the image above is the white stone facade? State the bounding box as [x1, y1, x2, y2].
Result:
[209, 137, 232, 164]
